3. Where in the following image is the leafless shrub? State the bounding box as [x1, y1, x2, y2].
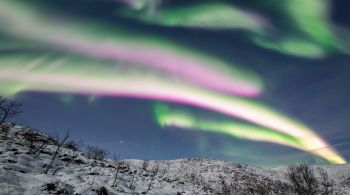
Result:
[19, 129, 49, 157]
[0, 97, 21, 125]
[86, 145, 108, 160]
[111, 160, 125, 187]
[286, 163, 336, 195]
[44, 130, 70, 174]
[286, 163, 319, 195]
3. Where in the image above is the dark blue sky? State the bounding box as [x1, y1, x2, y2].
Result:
[2, 0, 350, 167]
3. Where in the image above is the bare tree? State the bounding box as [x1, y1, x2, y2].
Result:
[286, 163, 319, 195]
[0, 97, 21, 125]
[111, 160, 124, 187]
[44, 130, 70, 174]
[86, 145, 108, 160]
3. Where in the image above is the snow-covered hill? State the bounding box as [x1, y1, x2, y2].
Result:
[0, 123, 349, 195]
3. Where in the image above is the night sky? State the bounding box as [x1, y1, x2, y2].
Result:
[1, 0, 350, 167]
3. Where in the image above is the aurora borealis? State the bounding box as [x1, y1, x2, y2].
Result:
[0, 0, 349, 167]
[0, 1, 261, 97]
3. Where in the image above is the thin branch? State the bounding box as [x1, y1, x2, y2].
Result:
[44, 130, 70, 174]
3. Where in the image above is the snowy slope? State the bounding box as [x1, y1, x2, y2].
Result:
[0, 124, 349, 195]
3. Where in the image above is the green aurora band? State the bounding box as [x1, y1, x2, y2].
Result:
[286, 0, 337, 49]
[118, 0, 349, 58]
[252, 0, 342, 58]
[118, 2, 267, 32]
[154, 104, 303, 149]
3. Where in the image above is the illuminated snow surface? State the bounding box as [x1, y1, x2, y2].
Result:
[0, 124, 350, 195]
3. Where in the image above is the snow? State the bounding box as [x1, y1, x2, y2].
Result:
[0, 124, 349, 194]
